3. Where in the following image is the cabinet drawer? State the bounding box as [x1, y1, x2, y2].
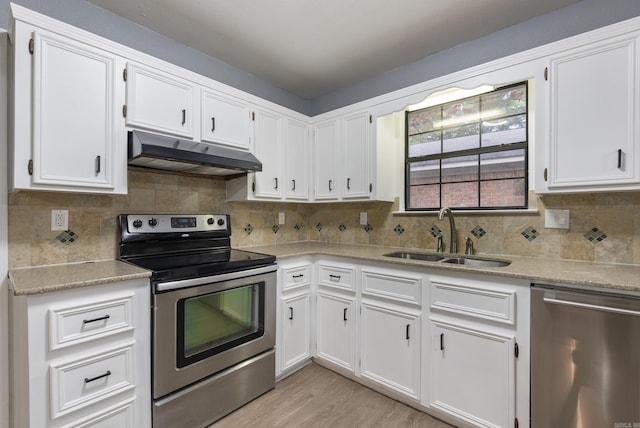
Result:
[50, 343, 135, 419]
[60, 399, 134, 428]
[281, 264, 311, 290]
[318, 264, 355, 291]
[429, 280, 516, 325]
[361, 269, 421, 304]
[49, 296, 134, 350]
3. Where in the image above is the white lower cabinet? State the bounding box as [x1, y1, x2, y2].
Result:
[280, 291, 311, 372]
[9, 279, 151, 428]
[425, 273, 530, 428]
[360, 301, 420, 399]
[315, 292, 355, 371]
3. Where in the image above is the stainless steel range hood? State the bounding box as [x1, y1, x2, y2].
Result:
[128, 130, 262, 177]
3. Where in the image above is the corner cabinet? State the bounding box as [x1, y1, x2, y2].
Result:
[537, 31, 640, 193]
[10, 21, 127, 194]
[9, 279, 151, 428]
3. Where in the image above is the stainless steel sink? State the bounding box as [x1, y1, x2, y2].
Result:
[383, 251, 510, 267]
[383, 251, 445, 262]
[440, 257, 511, 267]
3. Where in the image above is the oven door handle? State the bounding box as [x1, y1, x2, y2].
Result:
[156, 264, 277, 292]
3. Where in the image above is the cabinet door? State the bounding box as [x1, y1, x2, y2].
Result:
[429, 320, 515, 428]
[281, 293, 310, 371]
[360, 302, 420, 398]
[342, 111, 370, 199]
[32, 30, 117, 190]
[125, 62, 195, 138]
[313, 120, 340, 200]
[201, 89, 252, 150]
[253, 108, 283, 199]
[284, 118, 309, 200]
[316, 292, 355, 371]
[547, 35, 639, 189]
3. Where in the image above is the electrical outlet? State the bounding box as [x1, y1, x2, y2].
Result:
[359, 212, 368, 225]
[278, 212, 285, 225]
[51, 210, 68, 231]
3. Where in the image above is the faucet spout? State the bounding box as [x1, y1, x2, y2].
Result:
[437, 207, 457, 253]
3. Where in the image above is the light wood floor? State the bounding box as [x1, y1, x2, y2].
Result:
[212, 363, 453, 428]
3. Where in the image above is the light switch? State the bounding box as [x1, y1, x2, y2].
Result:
[359, 212, 368, 225]
[545, 209, 570, 229]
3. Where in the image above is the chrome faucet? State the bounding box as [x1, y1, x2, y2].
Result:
[437, 207, 457, 253]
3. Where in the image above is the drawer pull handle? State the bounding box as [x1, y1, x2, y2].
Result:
[288, 307, 294, 320]
[84, 370, 111, 384]
[329, 274, 341, 282]
[83, 315, 110, 324]
[343, 308, 348, 321]
[292, 274, 304, 282]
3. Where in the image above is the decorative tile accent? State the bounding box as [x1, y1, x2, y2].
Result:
[584, 227, 608, 243]
[294, 223, 301, 231]
[272, 225, 279, 234]
[56, 230, 78, 245]
[363, 224, 373, 233]
[338, 224, 347, 232]
[521, 226, 539, 241]
[244, 224, 254, 235]
[471, 225, 486, 239]
[429, 225, 442, 237]
[394, 224, 405, 235]
[316, 223, 323, 232]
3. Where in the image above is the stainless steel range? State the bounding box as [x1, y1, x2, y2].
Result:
[118, 214, 277, 428]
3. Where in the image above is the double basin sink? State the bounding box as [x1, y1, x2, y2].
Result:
[383, 251, 511, 268]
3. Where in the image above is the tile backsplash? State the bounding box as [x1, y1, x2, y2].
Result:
[8, 169, 640, 268]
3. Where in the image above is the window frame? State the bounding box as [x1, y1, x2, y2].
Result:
[404, 82, 529, 211]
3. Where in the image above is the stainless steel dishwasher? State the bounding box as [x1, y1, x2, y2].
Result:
[531, 284, 640, 428]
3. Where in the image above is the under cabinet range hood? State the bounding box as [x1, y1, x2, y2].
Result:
[127, 130, 262, 177]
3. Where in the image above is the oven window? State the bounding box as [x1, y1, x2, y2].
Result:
[177, 282, 265, 368]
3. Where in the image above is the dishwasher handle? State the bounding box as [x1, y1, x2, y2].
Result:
[543, 296, 640, 317]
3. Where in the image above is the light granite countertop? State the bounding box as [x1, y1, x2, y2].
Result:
[242, 241, 640, 294]
[9, 260, 151, 296]
[9, 242, 640, 296]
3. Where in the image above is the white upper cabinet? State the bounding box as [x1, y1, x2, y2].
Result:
[252, 108, 284, 199]
[200, 89, 252, 150]
[125, 62, 196, 139]
[284, 118, 310, 200]
[342, 111, 371, 199]
[538, 32, 640, 193]
[10, 20, 126, 194]
[313, 119, 341, 200]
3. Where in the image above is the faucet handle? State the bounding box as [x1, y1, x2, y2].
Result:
[464, 237, 474, 255]
[437, 235, 444, 253]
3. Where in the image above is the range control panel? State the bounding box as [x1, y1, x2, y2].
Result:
[125, 214, 229, 234]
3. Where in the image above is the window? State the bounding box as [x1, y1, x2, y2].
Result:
[405, 82, 528, 210]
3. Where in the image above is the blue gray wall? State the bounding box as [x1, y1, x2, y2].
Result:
[2, 0, 640, 116]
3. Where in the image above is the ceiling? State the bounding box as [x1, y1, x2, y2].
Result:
[85, 0, 580, 99]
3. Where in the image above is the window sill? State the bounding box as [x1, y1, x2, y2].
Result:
[392, 208, 539, 216]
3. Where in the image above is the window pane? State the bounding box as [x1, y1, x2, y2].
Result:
[408, 184, 440, 209]
[481, 114, 526, 147]
[480, 179, 526, 207]
[408, 106, 441, 134]
[409, 159, 439, 184]
[408, 131, 441, 157]
[443, 123, 480, 152]
[442, 182, 478, 208]
[480, 149, 525, 180]
[481, 86, 526, 117]
[442, 155, 478, 183]
[442, 98, 479, 127]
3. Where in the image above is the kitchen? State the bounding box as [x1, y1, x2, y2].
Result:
[2, 0, 640, 427]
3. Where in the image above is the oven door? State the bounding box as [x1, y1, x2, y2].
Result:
[152, 265, 276, 399]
